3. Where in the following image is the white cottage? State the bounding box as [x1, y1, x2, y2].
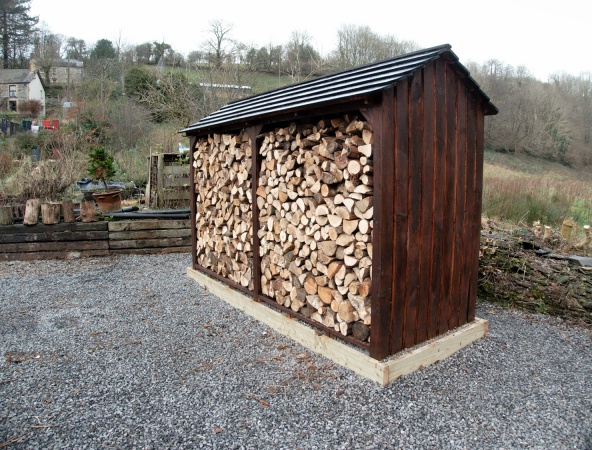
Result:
[0, 69, 46, 116]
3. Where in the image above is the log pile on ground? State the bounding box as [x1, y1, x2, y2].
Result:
[257, 116, 374, 341]
[193, 132, 254, 290]
[479, 219, 592, 326]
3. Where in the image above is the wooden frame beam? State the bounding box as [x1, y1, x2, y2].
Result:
[186, 266, 487, 385]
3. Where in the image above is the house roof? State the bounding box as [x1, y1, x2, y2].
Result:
[0, 69, 37, 84]
[180, 44, 497, 135]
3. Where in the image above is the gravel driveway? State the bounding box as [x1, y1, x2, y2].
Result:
[1, 253, 591, 449]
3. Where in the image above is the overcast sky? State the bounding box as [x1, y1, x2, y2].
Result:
[30, 0, 590, 82]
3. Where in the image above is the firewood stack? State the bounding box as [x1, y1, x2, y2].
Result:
[193, 132, 254, 290]
[257, 116, 374, 342]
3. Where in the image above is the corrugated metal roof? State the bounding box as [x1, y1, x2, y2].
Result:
[180, 44, 496, 134]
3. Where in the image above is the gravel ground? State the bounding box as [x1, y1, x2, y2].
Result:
[0, 253, 591, 450]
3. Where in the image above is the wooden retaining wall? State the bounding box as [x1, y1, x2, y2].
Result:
[108, 219, 192, 254]
[0, 219, 191, 261]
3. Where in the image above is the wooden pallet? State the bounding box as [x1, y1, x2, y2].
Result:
[186, 267, 488, 385]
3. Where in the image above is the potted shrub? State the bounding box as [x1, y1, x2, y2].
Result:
[87, 146, 122, 212]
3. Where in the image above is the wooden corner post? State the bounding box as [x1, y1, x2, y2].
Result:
[363, 88, 396, 361]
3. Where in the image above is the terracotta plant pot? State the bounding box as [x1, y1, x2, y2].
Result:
[92, 190, 122, 212]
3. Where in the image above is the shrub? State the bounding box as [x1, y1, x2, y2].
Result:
[18, 100, 44, 117]
[1, 157, 79, 201]
[86, 146, 116, 191]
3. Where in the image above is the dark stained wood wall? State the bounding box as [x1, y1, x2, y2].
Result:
[369, 58, 485, 360]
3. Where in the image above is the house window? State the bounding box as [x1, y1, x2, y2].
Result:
[9, 100, 17, 111]
[9, 85, 16, 97]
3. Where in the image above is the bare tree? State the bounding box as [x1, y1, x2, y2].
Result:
[284, 30, 324, 82]
[472, 61, 575, 164]
[31, 24, 62, 85]
[332, 24, 418, 70]
[203, 20, 234, 69]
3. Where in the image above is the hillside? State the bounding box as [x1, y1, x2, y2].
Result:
[480, 150, 592, 327]
[482, 151, 592, 227]
[484, 150, 592, 182]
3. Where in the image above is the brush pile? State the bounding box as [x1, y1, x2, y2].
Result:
[479, 218, 592, 326]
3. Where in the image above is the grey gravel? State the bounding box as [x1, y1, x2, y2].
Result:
[1, 253, 591, 449]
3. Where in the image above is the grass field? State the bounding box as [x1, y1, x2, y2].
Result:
[482, 150, 592, 228]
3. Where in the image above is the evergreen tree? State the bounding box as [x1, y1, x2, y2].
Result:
[0, 0, 38, 68]
[90, 39, 116, 60]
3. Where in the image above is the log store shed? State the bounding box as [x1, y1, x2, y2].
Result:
[181, 44, 498, 366]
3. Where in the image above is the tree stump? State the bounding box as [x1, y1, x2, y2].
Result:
[561, 219, 574, 240]
[23, 199, 41, 225]
[79, 200, 97, 223]
[0, 205, 13, 225]
[41, 202, 61, 225]
[62, 200, 75, 223]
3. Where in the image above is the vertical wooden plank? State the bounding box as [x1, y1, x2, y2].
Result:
[451, 78, 468, 328]
[459, 91, 476, 325]
[363, 94, 394, 360]
[429, 60, 446, 339]
[146, 153, 153, 209]
[247, 126, 263, 300]
[189, 135, 197, 270]
[417, 63, 435, 344]
[391, 79, 409, 354]
[404, 71, 424, 348]
[157, 153, 164, 208]
[441, 64, 458, 332]
[467, 104, 485, 322]
[366, 91, 395, 361]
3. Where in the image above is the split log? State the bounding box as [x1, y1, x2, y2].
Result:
[339, 322, 353, 336]
[338, 300, 358, 323]
[304, 276, 318, 295]
[317, 286, 335, 304]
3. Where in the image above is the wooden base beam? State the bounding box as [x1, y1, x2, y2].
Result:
[186, 267, 488, 386]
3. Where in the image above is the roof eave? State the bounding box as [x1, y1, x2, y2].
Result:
[180, 93, 382, 136]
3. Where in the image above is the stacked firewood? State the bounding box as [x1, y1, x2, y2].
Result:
[193, 132, 254, 290]
[257, 116, 374, 341]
